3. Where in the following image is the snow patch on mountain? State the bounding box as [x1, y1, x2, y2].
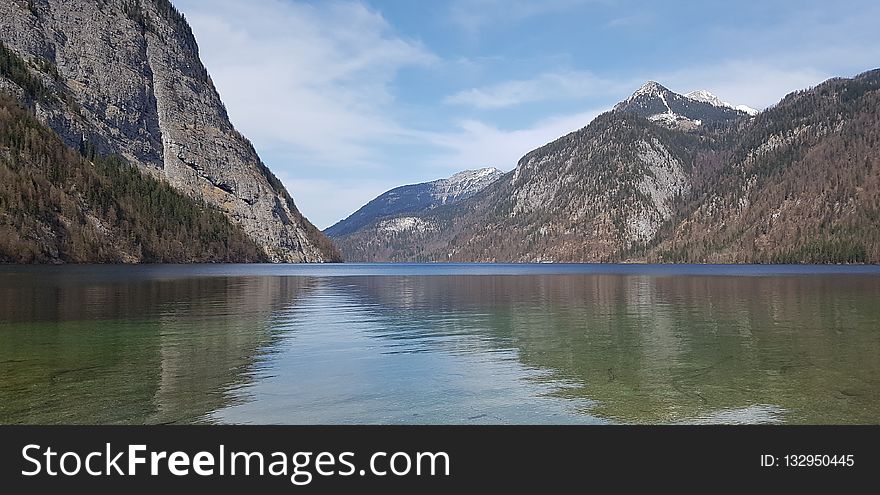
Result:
[685, 89, 728, 107]
[686, 89, 759, 116]
[377, 217, 436, 234]
[649, 112, 701, 127]
[325, 167, 503, 238]
[614, 80, 753, 128]
[431, 167, 503, 204]
[633, 80, 665, 98]
[735, 104, 760, 116]
[613, 80, 668, 111]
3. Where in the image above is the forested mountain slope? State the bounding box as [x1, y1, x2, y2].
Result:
[0, 0, 339, 262]
[336, 70, 880, 263]
[0, 95, 266, 263]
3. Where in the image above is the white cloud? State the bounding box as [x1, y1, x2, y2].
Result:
[449, 0, 590, 34]
[678, 6, 880, 109]
[655, 61, 831, 111]
[605, 13, 654, 29]
[427, 54, 868, 178]
[176, 0, 435, 167]
[444, 54, 861, 116]
[280, 177, 408, 230]
[444, 70, 622, 109]
[649, 44, 880, 111]
[421, 107, 605, 172]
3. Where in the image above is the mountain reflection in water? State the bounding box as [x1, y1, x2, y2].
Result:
[1, 265, 878, 424]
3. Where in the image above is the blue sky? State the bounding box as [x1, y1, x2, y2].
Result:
[175, 0, 880, 228]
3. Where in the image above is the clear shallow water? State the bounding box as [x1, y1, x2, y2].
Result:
[0, 264, 878, 425]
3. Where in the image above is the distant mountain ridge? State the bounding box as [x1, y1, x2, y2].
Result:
[324, 167, 502, 238]
[333, 70, 880, 263]
[685, 89, 759, 116]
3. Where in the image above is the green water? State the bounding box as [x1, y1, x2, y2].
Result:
[1, 264, 878, 424]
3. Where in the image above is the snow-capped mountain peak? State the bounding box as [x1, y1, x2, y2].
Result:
[735, 104, 759, 116]
[633, 80, 667, 97]
[614, 81, 759, 128]
[433, 167, 504, 204]
[324, 167, 503, 238]
[614, 80, 671, 111]
[685, 89, 728, 107]
[686, 90, 759, 116]
[444, 167, 502, 185]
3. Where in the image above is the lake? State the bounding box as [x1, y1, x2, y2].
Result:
[1, 264, 878, 424]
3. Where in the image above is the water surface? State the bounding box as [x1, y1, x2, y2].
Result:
[1, 264, 878, 424]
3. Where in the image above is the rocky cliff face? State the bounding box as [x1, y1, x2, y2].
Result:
[0, 94, 270, 263]
[0, 0, 340, 262]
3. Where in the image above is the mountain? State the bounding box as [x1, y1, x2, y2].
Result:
[685, 89, 759, 116]
[334, 70, 880, 263]
[653, 69, 880, 263]
[0, 94, 267, 263]
[337, 111, 697, 262]
[0, 0, 340, 262]
[613, 81, 754, 129]
[325, 167, 502, 238]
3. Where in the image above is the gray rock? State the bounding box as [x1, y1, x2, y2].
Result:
[0, 0, 339, 262]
